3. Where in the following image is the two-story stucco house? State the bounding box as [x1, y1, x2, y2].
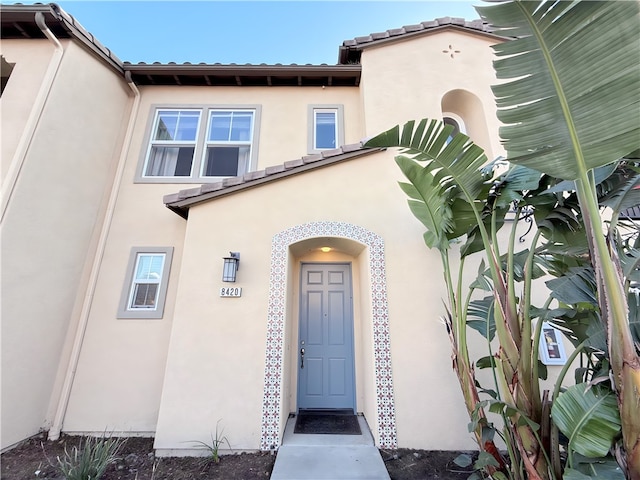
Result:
[2, 3, 514, 455]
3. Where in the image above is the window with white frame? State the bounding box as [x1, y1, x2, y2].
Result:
[118, 247, 173, 319]
[144, 110, 200, 177]
[308, 105, 344, 153]
[203, 110, 254, 177]
[138, 106, 260, 182]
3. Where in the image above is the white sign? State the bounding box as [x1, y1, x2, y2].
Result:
[220, 286, 242, 298]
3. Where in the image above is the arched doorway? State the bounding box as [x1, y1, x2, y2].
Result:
[259, 221, 397, 450]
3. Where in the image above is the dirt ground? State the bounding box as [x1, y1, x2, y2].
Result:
[1, 433, 475, 480]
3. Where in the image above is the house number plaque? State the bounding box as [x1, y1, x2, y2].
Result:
[220, 287, 242, 297]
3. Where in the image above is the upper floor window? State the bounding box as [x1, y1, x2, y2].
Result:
[308, 105, 344, 153]
[145, 110, 200, 177]
[204, 110, 254, 177]
[137, 106, 260, 183]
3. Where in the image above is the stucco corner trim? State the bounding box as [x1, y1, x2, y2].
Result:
[259, 221, 397, 450]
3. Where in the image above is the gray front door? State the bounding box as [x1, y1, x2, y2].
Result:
[297, 263, 355, 411]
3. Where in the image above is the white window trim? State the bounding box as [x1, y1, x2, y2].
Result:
[307, 104, 344, 154]
[201, 110, 255, 178]
[539, 322, 568, 365]
[135, 105, 261, 183]
[117, 247, 173, 319]
[141, 109, 201, 178]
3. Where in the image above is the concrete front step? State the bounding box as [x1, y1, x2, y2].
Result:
[270, 414, 390, 480]
[270, 444, 390, 480]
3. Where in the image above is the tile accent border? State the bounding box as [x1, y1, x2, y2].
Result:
[260, 221, 397, 450]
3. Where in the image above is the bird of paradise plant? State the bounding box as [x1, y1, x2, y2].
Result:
[365, 1, 639, 478]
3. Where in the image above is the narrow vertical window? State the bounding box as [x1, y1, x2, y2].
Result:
[202, 110, 255, 177]
[128, 253, 165, 310]
[308, 105, 344, 154]
[144, 110, 201, 177]
[118, 247, 173, 319]
[314, 109, 338, 150]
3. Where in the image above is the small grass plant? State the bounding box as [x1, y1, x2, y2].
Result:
[56, 434, 126, 480]
[191, 420, 231, 464]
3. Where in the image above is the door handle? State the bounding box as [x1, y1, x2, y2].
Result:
[300, 348, 305, 369]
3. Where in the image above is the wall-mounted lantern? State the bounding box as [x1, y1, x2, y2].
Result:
[222, 252, 240, 282]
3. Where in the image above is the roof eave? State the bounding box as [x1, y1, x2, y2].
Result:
[1, 3, 125, 76]
[124, 63, 361, 87]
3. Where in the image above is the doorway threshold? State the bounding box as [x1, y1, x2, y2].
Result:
[282, 413, 373, 447]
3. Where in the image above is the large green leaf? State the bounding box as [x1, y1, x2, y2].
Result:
[551, 384, 621, 458]
[477, 1, 640, 180]
[467, 296, 496, 341]
[492, 164, 542, 208]
[546, 266, 597, 305]
[571, 454, 626, 479]
[365, 119, 488, 204]
[600, 171, 640, 224]
[396, 156, 454, 250]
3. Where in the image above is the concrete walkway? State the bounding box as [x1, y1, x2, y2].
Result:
[270, 415, 390, 480]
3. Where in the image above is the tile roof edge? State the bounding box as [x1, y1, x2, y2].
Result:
[163, 145, 383, 217]
[338, 18, 509, 63]
[1, 3, 125, 74]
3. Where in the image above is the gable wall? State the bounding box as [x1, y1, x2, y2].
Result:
[153, 151, 477, 451]
[359, 29, 504, 158]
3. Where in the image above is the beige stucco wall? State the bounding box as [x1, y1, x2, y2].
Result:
[61, 185, 185, 434]
[0, 39, 52, 181]
[1, 39, 131, 449]
[359, 29, 504, 159]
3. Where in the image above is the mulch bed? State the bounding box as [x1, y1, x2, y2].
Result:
[1, 432, 475, 480]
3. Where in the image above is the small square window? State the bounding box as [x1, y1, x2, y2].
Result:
[308, 105, 344, 154]
[118, 247, 173, 319]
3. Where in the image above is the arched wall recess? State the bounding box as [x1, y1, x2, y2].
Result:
[441, 89, 493, 157]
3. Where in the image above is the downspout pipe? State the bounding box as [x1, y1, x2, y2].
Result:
[0, 12, 63, 223]
[48, 71, 141, 440]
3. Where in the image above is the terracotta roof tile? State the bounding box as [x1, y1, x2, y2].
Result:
[243, 170, 267, 181]
[302, 153, 324, 164]
[178, 187, 202, 200]
[200, 182, 224, 194]
[284, 159, 305, 169]
[265, 165, 286, 176]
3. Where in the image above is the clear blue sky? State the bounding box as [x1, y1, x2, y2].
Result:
[31, 1, 481, 64]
